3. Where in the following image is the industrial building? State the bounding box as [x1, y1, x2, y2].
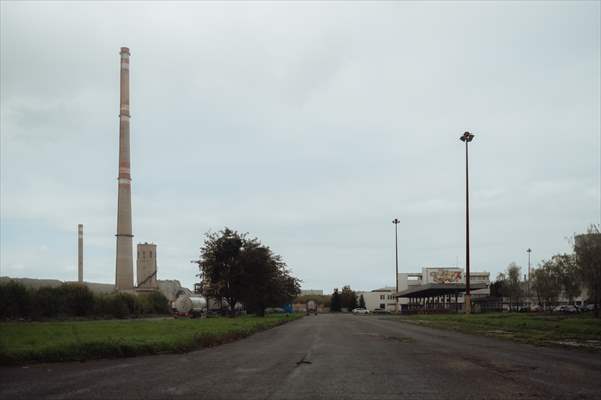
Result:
[357, 267, 490, 313]
[396, 267, 490, 312]
[136, 243, 158, 290]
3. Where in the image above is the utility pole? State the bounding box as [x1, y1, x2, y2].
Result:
[191, 259, 208, 318]
[459, 131, 475, 314]
[392, 218, 400, 312]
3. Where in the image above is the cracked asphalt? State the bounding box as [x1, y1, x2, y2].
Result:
[1, 313, 600, 399]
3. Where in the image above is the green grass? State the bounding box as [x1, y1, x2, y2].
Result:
[0, 314, 303, 365]
[391, 313, 601, 349]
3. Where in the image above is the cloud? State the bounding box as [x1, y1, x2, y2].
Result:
[1, 1, 599, 290]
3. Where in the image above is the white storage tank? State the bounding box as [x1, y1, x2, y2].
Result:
[173, 294, 207, 317]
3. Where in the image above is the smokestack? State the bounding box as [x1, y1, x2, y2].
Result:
[115, 47, 134, 291]
[78, 224, 83, 282]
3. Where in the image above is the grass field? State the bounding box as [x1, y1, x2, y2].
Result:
[0, 313, 302, 365]
[392, 313, 601, 349]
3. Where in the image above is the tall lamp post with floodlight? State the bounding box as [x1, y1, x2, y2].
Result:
[392, 218, 400, 312]
[527, 248, 532, 305]
[460, 131, 475, 314]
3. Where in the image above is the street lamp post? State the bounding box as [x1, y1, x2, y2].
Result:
[191, 259, 209, 318]
[392, 218, 400, 312]
[460, 131, 475, 314]
[527, 248, 532, 305]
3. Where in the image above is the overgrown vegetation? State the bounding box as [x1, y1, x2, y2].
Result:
[395, 313, 601, 349]
[0, 314, 302, 365]
[492, 225, 600, 317]
[0, 281, 170, 320]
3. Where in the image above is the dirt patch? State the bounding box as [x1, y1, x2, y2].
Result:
[354, 332, 414, 343]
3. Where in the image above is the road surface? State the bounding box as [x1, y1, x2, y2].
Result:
[1, 314, 600, 399]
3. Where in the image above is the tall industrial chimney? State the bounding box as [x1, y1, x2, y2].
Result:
[78, 224, 83, 282]
[115, 47, 134, 291]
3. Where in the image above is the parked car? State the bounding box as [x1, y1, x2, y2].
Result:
[352, 308, 369, 315]
[552, 305, 579, 313]
[529, 304, 543, 312]
[372, 308, 389, 314]
[584, 304, 596, 312]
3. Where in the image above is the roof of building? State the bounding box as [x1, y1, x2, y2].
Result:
[395, 282, 488, 298]
[371, 287, 395, 292]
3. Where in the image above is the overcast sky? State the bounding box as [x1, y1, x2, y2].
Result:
[1, 1, 599, 292]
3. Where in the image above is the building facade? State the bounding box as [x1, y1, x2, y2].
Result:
[397, 267, 490, 309]
[356, 287, 397, 312]
[300, 289, 324, 296]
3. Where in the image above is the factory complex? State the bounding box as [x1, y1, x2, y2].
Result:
[71, 47, 160, 295]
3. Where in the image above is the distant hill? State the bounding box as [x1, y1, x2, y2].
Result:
[0, 277, 192, 301]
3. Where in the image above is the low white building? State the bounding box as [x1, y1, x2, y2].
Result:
[356, 287, 397, 312]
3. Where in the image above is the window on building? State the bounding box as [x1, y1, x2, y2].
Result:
[379, 303, 385, 309]
[149, 251, 152, 258]
[380, 295, 385, 300]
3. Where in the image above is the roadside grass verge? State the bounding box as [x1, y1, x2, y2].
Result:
[390, 313, 601, 350]
[0, 313, 302, 365]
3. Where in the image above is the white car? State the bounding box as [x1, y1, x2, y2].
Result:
[552, 305, 578, 313]
[352, 308, 370, 314]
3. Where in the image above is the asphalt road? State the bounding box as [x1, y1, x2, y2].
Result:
[1, 314, 600, 400]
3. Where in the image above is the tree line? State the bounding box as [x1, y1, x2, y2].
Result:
[492, 226, 600, 317]
[330, 285, 362, 312]
[0, 281, 170, 320]
[196, 228, 301, 316]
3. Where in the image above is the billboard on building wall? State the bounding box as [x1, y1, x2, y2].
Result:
[425, 268, 463, 284]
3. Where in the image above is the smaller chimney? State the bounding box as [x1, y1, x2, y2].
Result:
[78, 224, 83, 282]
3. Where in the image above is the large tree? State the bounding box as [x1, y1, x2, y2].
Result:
[359, 294, 366, 309]
[330, 288, 341, 312]
[498, 263, 523, 311]
[339, 285, 358, 310]
[574, 226, 601, 317]
[553, 254, 581, 304]
[531, 261, 562, 307]
[198, 228, 300, 316]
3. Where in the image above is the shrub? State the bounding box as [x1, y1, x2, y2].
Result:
[1, 280, 170, 320]
[138, 291, 170, 314]
[0, 282, 32, 319]
[62, 284, 95, 317]
[32, 286, 63, 319]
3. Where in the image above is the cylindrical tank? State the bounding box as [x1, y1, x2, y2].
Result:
[306, 300, 317, 315]
[174, 295, 206, 316]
